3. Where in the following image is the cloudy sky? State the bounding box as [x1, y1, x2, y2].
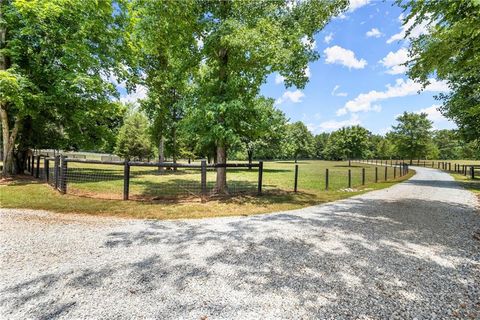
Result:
[261, 0, 456, 134]
[120, 0, 456, 135]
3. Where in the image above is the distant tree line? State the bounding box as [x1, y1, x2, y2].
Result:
[115, 109, 480, 163]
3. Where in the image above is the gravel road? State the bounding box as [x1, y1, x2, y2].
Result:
[1, 167, 479, 319]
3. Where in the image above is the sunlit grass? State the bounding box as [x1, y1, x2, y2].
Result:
[0, 160, 415, 219]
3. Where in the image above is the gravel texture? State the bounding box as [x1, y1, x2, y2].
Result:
[1, 167, 479, 319]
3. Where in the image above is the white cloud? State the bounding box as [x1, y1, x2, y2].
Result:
[348, 0, 370, 12]
[331, 85, 348, 97]
[318, 114, 361, 132]
[336, 0, 370, 20]
[275, 90, 305, 105]
[301, 36, 317, 50]
[337, 78, 449, 115]
[366, 28, 382, 38]
[304, 66, 311, 79]
[387, 13, 430, 44]
[275, 74, 285, 84]
[120, 85, 148, 105]
[379, 48, 409, 74]
[324, 32, 333, 44]
[415, 105, 457, 130]
[324, 46, 367, 69]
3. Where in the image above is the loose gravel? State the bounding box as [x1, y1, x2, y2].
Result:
[1, 167, 479, 319]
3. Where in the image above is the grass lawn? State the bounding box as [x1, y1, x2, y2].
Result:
[450, 173, 480, 198]
[1, 160, 414, 219]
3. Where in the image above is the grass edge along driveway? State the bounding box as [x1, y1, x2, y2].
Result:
[0, 166, 415, 220]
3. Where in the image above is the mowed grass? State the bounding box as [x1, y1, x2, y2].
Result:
[0, 160, 415, 219]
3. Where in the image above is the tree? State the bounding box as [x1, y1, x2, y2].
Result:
[0, 0, 129, 175]
[240, 96, 287, 165]
[184, 0, 348, 193]
[323, 125, 371, 160]
[282, 122, 314, 162]
[432, 129, 462, 160]
[398, 0, 480, 141]
[391, 112, 433, 163]
[115, 112, 153, 161]
[130, 0, 199, 169]
[373, 135, 395, 160]
[313, 133, 330, 159]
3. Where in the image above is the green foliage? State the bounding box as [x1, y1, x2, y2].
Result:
[398, 0, 480, 141]
[391, 112, 433, 161]
[184, 0, 347, 154]
[1, 0, 130, 172]
[313, 133, 330, 159]
[114, 112, 153, 161]
[282, 122, 315, 160]
[323, 125, 371, 160]
[241, 96, 288, 161]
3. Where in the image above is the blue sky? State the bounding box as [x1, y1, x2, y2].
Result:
[119, 0, 456, 135]
[261, 0, 456, 135]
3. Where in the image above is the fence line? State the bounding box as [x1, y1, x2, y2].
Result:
[23, 156, 414, 201]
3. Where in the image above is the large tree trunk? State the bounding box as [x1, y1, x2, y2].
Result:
[215, 143, 227, 194]
[1, 109, 21, 176]
[158, 135, 165, 172]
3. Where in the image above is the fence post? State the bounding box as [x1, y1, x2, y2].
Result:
[384, 166, 388, 181]
[35, 155, 40, 178]
[325, 168, 329, 190]
[60, 155, 67, 194]
[201, 160, 207, 199]
[294, 164, 298, 192]
[394, 166, 396, 179]
[257, 161, 263, 195]
[348, 169, 351, 188]
[348, 159, 351, 167]
[54, 156, 59, 190]
[448, 163, 451, 171]
[375, 167, 378, 183]
[362, 168, 365, 185]
[471, 166, 475, 179]
[45, 158, 50, 183]
[464, 165, 467, 176]
[31, 155, 35, 176]
[123, 160, 130, 200]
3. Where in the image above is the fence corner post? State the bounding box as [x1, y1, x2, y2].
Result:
[123, 160, 130, 200]
[375, 167, 378, 183]
[362, 167, 365, 185]
[60, 155, 67, 194]
[257, 161, 263, 195]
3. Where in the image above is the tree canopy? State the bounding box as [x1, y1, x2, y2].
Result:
[398, 0, 480, 141]
[391, 112, 433, 163]
[0, 0, 129, 174]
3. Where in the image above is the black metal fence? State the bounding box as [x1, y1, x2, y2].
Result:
[21, 156, 413, 201]
[27, 156, 264, 201]
[366, 159, 479, 180]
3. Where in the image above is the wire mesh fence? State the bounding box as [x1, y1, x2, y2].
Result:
[25, 156, 415, 201]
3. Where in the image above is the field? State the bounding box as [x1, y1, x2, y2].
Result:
[0, 160, 414, 219]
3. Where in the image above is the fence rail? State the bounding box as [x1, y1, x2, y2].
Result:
[22, 156, 412, 201]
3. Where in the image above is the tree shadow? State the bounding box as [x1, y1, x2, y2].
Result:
[2, 194, 479, 318]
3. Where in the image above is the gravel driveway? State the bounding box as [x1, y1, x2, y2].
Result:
[1, 167, 479, 319]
